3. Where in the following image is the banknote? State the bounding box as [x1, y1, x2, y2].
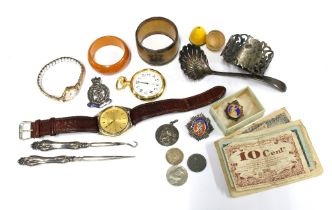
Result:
[225, 107, 291, 139]
[222, 121, 315, 170]
[217, 121, 314, 189]
[223, 130, 310, 192]
[214, 119, 323, 196]
[217, 108, 293, 188]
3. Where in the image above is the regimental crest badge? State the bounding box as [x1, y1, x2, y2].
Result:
[87, 77, 112, 108]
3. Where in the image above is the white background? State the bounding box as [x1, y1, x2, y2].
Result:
[1, 0, 331, 209]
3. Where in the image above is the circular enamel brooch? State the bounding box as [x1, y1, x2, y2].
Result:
[225, 100, 243, 120]
[186, 114, 213, 141]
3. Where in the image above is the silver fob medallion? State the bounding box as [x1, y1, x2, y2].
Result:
[155, 120, 179, 146]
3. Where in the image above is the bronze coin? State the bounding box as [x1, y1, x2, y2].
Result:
[187, 153, 207, 172]
[166, 148, 184, 165]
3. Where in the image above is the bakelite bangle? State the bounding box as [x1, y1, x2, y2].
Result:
[88, 36, 130, 75]
[135, 17, 179, 66]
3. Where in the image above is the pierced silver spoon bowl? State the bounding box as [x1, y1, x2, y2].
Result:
[179, 44, 287, 92]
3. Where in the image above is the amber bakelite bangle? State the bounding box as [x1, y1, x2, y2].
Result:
[135, 17, 179, 66]
[88, 36, 130, 75]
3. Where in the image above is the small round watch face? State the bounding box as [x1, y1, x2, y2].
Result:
[98, 106, 130, 136]
[131, 69, 165, 100]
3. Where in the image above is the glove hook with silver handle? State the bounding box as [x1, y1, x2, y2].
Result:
[31, 140, 138, 151]
[18, 155, 135, 166]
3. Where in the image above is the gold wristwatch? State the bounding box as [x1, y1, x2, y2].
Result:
[19, 86, 226, 139]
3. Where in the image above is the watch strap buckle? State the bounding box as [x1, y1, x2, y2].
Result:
[19, 121, 33, 140]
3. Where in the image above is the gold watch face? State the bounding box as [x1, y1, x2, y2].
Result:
[98, 106, 131, 136]
[131, 69, 166, 101]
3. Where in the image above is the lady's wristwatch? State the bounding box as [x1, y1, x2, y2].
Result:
[19, 86, 226, 139]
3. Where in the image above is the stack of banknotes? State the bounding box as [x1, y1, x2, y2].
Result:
[214, 108, 323, 197]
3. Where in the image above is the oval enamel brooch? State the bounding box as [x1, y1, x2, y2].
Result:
[225, 100, 243, 120]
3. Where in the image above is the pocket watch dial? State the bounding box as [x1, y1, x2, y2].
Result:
[131, 69, 165, 100]
[98, 106, 130, 136]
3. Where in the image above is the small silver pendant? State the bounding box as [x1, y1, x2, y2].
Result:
[155, 120, 179, 146]
[87, 77, 112, 108]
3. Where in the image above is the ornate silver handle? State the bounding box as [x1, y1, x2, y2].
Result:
[32, 140, 88, 151]
[32, 140, 138, 151]
[18, 155, 74, 166]
[18, 155, 135, 166]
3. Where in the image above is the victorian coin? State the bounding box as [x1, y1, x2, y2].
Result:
[87, 77, 112, 108]
[186, 114, 213, 141]
[166, 148, 184, 165]
[187, 153, 207, 172]
[155, 120, 179, 146]
[166, 165, 188, 186]
[225, 100, 243, 120]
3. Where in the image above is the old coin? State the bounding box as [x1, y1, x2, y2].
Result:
[187, 153, 207, 172]
[166, 165, 188, 186]
[155, 120, 179, 146]
[166, 148, 184, 165]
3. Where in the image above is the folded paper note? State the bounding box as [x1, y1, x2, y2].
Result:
[214, 108, 323, 197]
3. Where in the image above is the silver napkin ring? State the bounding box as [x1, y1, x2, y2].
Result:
[37, 57, 85, 102]
[221, 34, 274, 75]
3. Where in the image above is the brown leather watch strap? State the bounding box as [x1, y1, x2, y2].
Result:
[130, 86, 226, 125]
[30, 116, 99, 138]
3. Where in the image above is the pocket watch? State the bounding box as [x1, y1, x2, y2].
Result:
[19, 86, 226, 139]
[116, 68, 166, 101]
